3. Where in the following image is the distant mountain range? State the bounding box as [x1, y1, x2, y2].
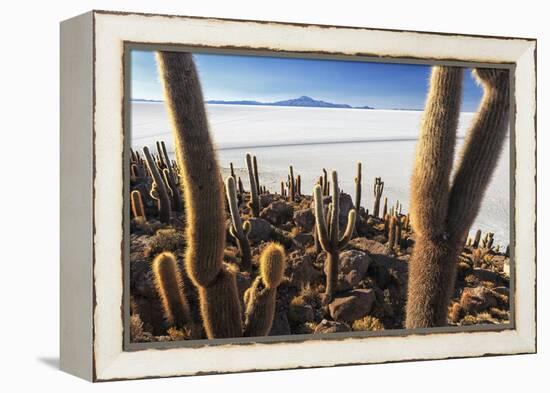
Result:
[132, 96, 375, 109]
[206, 96, 374, 109]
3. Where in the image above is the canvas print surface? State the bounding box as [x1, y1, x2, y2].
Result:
[127, 49, 511, 344]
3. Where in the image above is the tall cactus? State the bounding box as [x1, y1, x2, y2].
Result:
[143, 146, 172, 224]
[243, 243, 286, 337]
[151, 252, 191, 329]
[246, 153, 260, 217]
[226, 176, 252, 271]
[406, 66, 510, 328]
[289, 165, 295, 201]
[313, 171, 357, 302]
[373, 177, 384, 218]
[253, 155, 261, 195]
[354, 162, 362, 212]
[157, 51, 242, 338]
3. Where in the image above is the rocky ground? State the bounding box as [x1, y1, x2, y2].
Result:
[129, 186, 510, 342]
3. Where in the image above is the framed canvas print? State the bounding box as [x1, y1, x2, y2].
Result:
[60, 10, 537, 382]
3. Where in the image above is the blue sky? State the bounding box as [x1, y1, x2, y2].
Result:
[131, 50, 483, 111]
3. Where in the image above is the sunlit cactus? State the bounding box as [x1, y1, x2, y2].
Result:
[130, 190, 146, 220]
[226, 176, 252, 271]
[406, 66, 510, 328]
[143, 146, 172, 224]
[244, 242, 286, 337]
[246, 153, 260, 217]
[157, 51, 242, 338]
[151, 252, 191, 329]
[373, 177, 384, 218]
[313, 171, 357, 302]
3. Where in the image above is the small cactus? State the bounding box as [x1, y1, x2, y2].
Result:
[243, 243, 286, 337]
[354, 162, 362, 212]
[313, 171, 356, 302]
[151, 252, 191, 329]
[472, 229, 482, 248]
[253, 155, 261, 195]
[143, 146, 172, 224]
[246, 153, 260, 217]
[289, 165, 296, 201]
[226, 176, 252, 271]
[130, 190, 146, 220]
[373, 177, 384, 218]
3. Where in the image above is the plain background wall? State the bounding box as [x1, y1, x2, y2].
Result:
[0, 0, 546, 390]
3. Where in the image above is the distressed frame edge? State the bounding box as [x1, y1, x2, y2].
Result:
[90, 11, 537, 381]
[59, 11, 95, 382]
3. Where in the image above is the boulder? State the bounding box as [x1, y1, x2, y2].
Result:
[260, 200, 294, 225]
[286, 252, 322, 288]
[293, 232, 314, 247]
[459, 286, 498, 314]
[323, 250, 371, 291]
[293, 208, 315, 231]
[314, 319, 350, 334]
[328, 289, 376, 323]
[349, 237, 388, 255]
[246, 217, 273, 244]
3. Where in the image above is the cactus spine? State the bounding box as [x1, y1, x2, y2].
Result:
[243, 243, 286, 337]
[151, 252, 191, 328]
[226, 176, 252, 271]
[143, 146, 172, 224]
[157, 51, 242, 338]
[246, 153, 260, 217]
[373, 177, 384, 218]
[313, 171, 357, 302]
[130, 190, 146, 220]
[406, 66, 510, 328]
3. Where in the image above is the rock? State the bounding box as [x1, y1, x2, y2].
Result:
[287, 252, 322, 287]
[328, 289, 376, 323]
[293, 232, 314, 247]
[259, 193, 277, 208]
[260, 201, 294, 225]
[492, 286, 510, 297]
[269, 311, 292, 336]
[246, 217, 273, 243]
[288, 297, 316, 324]
[314, 319, 350, 334]
[293, 208, 315, 231]
[460, 286, 498, 314]
[324, 250, 371, 291]
[349, 237, 388, 255]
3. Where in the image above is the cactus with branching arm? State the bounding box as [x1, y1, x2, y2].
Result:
[313, 171, 356, 302]
[406, 66, 510, 328]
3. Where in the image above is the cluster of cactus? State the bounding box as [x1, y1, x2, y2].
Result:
[318, 168, 330, 196]
[133, 51, 510, 340]
[406, 66, 510, 328]
[313, 170, 356, 302]
[153, 51, 287, 339]
[466, 229, 497, 251]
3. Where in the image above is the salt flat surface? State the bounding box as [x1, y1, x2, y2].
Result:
[131, 102, 511, 246]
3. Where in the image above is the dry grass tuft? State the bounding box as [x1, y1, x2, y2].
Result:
[352, 316, 385, 331]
